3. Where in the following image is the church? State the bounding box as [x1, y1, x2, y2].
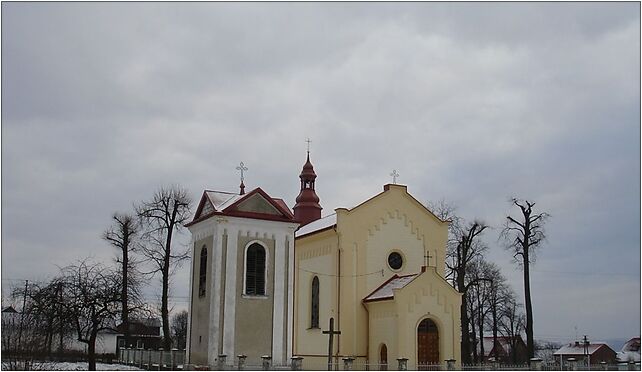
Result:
[184, 151, 461, 369]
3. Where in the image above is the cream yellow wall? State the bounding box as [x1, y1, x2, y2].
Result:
[294, 229, 339, 359]
[366, 268, 461, 368]
[294, 184, 459, 366]
[335, 184, 450, 359]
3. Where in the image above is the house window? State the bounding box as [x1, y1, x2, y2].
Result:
[311, 276, 320, 328]
[199, 246, 207, 297]
[245, 243, 266, 295]
[118, 339, 125, 348]
[136, 340, 143, 349]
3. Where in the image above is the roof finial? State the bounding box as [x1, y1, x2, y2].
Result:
[390, 169, 400, 184]
[236, 161, 248, 195]
[306, 138, 312, 155]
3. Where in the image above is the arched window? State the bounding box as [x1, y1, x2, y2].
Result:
[198, 246, 207, 297]
[245, 243, 266, 295]
[310, 276, 320, 328]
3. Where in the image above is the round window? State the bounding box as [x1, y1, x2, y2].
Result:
[388, 252, 403, 270]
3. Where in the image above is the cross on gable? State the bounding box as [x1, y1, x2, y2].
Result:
[390, 169, 400, 184]
[424, 251, 433, 267]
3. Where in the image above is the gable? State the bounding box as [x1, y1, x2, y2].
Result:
[235, 193, 282, 215]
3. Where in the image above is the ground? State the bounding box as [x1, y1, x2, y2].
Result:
[2, 362, 142, 371]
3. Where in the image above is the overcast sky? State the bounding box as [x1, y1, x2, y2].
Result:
[2, 2, 639, 343]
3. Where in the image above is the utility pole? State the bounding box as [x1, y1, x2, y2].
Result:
[58, 282, 64, 354]
[582, 335, 590, 368]
[17, 280, 28, 352]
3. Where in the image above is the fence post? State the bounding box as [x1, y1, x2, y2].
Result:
[600, 361, 607, 371]
[171, 348, 178, 369]
[148, 348, 153, 370]
[628, 361, 637, 371]
[139, 348, 144, 369]
[291, 356, 303, 371]
[530, 358, 543, 371]
[262, 355, 272, 371]
[397, 358, 408, 371]
[158, 348, 164, 371]
[237, 355, 247, 370]
[343, 357, 355, 370]
[218, 354, 227, 370]
[446, 359, 456, 371]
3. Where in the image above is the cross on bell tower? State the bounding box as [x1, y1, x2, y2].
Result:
[236, 161, 248, 195]
[294, 140, 322, 226]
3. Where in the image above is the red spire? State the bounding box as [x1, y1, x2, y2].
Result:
[294, 152, 322, 226]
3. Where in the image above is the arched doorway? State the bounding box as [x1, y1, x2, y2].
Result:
[417, 318, 439, 368]
[379, 344, 388, 371]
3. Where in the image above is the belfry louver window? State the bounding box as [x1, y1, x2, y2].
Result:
[245, 243, 266, 296]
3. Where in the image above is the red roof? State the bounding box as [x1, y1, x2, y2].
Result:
[186, 187, 296, 227]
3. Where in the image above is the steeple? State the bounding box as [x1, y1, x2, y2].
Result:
[294, 151, 322, 226]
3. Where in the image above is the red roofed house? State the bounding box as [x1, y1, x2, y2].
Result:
[554, 341, 617, 367]
[477, 336, 528, 364]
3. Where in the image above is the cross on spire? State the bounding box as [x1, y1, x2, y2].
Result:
[306, 138, 312, 154]
[236, 162, 248, 195]
[390, 169, 400, 184]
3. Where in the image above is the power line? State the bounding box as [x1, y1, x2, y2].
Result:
[531, 270, 638, 277]
[298, 267, 385, 278]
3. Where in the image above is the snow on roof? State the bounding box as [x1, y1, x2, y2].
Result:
[477, 337, 517, 356]
[205, 190, 242, 211]
[554, 343, 612, 356]
[295, 213, 337, 237]
[622, 338, 640, 352]
[363, 274, 420, 302]
[617, 351, 641, 363]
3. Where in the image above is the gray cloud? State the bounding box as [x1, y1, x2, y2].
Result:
[2, 2, 639, 341]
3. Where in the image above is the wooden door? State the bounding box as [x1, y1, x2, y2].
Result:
[417, 319, 439, 368]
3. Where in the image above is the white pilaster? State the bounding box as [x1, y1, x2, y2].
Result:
[286, 229, 296, 360]
[185, 236, 195, 363]
[223, 228, 239, 364]
[271, 232, 286, 364]
[207, 225, 222, 367]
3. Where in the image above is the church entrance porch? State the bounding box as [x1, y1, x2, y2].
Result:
[417, 318, 439, 369]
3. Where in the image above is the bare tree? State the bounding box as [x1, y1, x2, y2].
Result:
[136, 186, 192, 350]
[170, 310, 188, 350]
[501, 198, 550, 360]
[57, 260, 121, 371]
[103, 212, 141, 347]
[498, 296, 526, 364]
[446, 220, 489, 364]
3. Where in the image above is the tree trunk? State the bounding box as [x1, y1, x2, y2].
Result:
[492, 300, 498, 362]
[122, 235, 130, 347]
[458, 271, 471, 364]
[478, 313, 485, 363]
[88, 332, 97, 371]
[523, 247, 534, 361]
[162, 222, 174, 350]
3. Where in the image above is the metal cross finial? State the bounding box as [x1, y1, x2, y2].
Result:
[236, 162, 248, 182]
[306, 138, 312, 154]
[424, 251, 433, 267]
[390, 169, 400, 184]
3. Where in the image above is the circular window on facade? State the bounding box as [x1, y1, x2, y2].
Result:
[387, 252, 403, 270]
